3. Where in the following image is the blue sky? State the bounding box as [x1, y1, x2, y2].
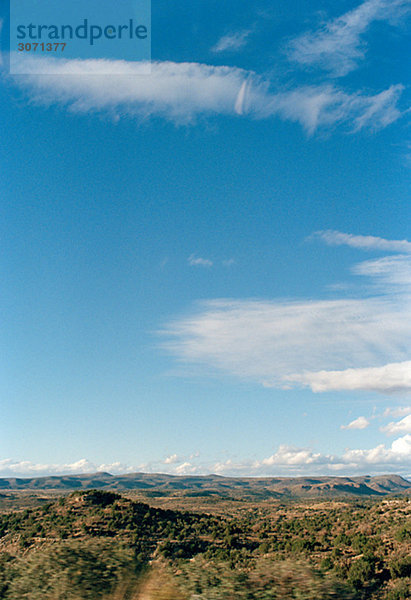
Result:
[1, 0, 410, 478]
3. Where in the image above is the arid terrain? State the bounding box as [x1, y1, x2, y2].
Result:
[1, 472, 409, 497]
[0, 473, 409, 599]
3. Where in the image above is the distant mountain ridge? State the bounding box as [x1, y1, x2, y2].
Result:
[0, 472, 409, 498]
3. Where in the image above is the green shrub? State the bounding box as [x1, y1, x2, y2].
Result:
[395, 526, 411, 543]
[320, 557, 334, 571]
[386, 579, 411, 600]
[347, 556, 376, 589]
[174, 557, 357, 599]
[389, 556, 411, 579]
[1, 540, 142, 600]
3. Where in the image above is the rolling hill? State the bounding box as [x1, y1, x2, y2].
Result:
[0, 472, 409, 498]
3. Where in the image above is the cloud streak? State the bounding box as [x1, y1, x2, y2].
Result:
[287, 0, 411, 76]
[161, 234, 411, 394]
[291, 361, 411, 393]
[312, 230, 411, 253]
[384, 405, 411, 418]
[5, 55, 404, 133]
[212, 30, 252, 53]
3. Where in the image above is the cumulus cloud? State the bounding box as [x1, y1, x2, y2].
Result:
[161, 234, 411, 394]
[212, 30, 252, 53]
[174, 461, 197, 475]
[0, 458, 90, 477]
[311, 230, 411, 253]
[0, 453, 207, 479]
[287, 0, 411, 76]
[381, 414, 411, 435]
[164, 453, 180, 464]
[213, 435, 411, 476]
[341, 416, 370, 430]
[5, 55, 404, 133]
[188, 254, 213, 268]
[261, 446, 325, 466]
[2, 435, 411, 478]
[0, 458, 136, 478]
[342, 434, 411, 466]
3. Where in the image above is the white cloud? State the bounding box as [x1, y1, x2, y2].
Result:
[381, 414, 411, 435]
[342, 434, 411, 466]
[234, 79, 249, 116]
[312, 230, 411, 253]
[341, 416, 370, 430]
[258, 84, 404, 135]
[384, 405, 411, 418]
[9, 57, 248, 123]
[174, 461, 198, 475]
[5, 55, 404, 133]
[0, 458, 136, 477]
[164, 453, 180, 464]
[162, 298, 411, 392]
[2, 435, 411, 478]
[188, 254, 213, 268]
[291, 361, 411, 394]
[287, 0, 411, 76]
[214, 435, 411, 477]
[95, 462, 136, 474]
[212, 30, 252, 53]
[161, 235, 411, 394]
[261, 446, 326, 466]
[352, 254, 411, 291]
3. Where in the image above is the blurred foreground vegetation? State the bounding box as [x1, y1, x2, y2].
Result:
[0, 490, 409, 599]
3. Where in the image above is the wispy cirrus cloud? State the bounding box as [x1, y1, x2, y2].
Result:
[161, 233, 411, 394]
[259, 83, 403, 134]
[5, 55, 405, 133]
[287, 0, 411, 76]
[212, 29, 253, 53]
[312, 230, 411, 253]
[384, 405, 411, 418]
[341, 416, 370, 430]
[162, 298, 411, 393]
[352, 254, 411, 291]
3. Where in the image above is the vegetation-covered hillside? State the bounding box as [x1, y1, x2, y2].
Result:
[0, 473, 409, 499]
[0, 490, 409, 599]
